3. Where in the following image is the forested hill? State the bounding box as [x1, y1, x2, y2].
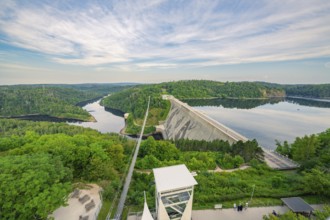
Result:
[35, 83, 137, 96]
[255, 82, 330, 99]
[159, 80, 285, 99]
[101, 85, 170, 134]
[0, 86, 99, 121]
[284, 84, 330, 99]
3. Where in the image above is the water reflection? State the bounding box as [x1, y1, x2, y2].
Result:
[185, 97, 330, 109]
[185, 98, 283, 109]
[286, 97, 330, 108]
[193, 99, 330, 150]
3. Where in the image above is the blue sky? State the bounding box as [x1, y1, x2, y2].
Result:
[0, 0, 330, 84]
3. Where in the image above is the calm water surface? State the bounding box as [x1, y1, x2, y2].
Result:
[189, 98, 330, 150]
[69, 100, 125, 133]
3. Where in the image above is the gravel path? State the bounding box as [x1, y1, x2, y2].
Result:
[50, 184, 102, 220]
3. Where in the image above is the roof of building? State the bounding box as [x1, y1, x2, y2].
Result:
[153, 164, 198, 192]
[281, 197, 314, 213]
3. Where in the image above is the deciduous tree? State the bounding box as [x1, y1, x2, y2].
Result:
[0, 154, 72, 219]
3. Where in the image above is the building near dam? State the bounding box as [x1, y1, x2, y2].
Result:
[138, 164, 198, 220]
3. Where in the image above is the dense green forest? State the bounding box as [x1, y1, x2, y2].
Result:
[160, 80, 285, 99]
[16, 83, 136, 96]
[256, 82, 330, 99]
[284, 84, 330, 99]
[0, 86, 98, 121]
[0, 84, 133, 122]
[134, 137, 262, 171]
[1, 122, 329, 219]
[275, 129, 330, 171]
[127, 130, 330, 216]
[0, 119, 135, 219]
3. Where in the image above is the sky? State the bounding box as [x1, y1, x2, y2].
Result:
[0, 0, 330, 85]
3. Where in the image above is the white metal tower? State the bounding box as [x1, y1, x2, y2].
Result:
[153, 164, 197, 220]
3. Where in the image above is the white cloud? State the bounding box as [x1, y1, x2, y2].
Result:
[0, 63, 53, 72]
[0, 0, 330, 69]
[136, 62, 177, 69]
[325, 62, 330, 68]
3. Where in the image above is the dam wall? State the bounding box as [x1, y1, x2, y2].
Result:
[162, 97, 248, 144]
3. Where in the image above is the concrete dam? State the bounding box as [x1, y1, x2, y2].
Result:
[160, 95, 299, 170]
[162, 96, 248, 144]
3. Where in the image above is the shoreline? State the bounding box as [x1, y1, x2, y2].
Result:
[182, 96, 285, 101]
[184, 96, 330, 101]
[0, 114, 95, 123]
[286, 96, 330, 102]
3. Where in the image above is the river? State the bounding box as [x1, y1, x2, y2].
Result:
[69, 99, 125, 133]
[186, 98, 330, 150]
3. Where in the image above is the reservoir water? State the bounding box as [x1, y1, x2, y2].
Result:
[69, 100, 125, 133]
[187, 98, 330, 150]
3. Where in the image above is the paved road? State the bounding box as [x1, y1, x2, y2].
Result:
[191, 204, 323, 220]
[113, 97, 150, 220]
[263, 150, 299, 169]
[127, 205, 324, 220]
